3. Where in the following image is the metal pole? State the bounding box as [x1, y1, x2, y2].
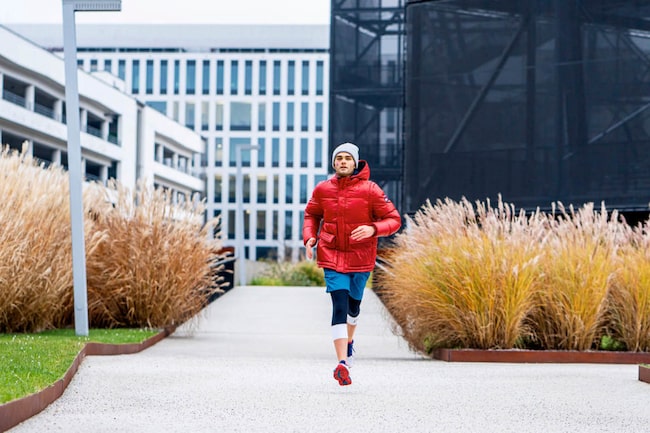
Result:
[235, 144, 258, 286]
[62, 1, 88, 336]
[61, 0, 121, 336]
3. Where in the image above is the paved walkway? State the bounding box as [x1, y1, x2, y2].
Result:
[8, 286, 650, 433]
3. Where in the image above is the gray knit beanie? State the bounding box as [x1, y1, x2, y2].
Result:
[331, 142, 359, 168]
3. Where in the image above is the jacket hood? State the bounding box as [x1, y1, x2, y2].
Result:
[337, 160, 370, 182]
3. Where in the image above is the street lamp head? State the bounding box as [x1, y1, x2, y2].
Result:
[63, 0, 121, 11]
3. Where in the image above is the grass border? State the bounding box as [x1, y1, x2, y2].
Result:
[0, 326, 175, 432]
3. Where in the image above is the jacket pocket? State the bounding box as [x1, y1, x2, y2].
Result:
[319, 231, 336, 246]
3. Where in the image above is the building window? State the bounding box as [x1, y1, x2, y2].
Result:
[315, 102, 323, 132]
[287, 60, 295, 95]
[201, 101, 209, 131]
[118, 59, 126, 80]
[302, 60, 309, 95]
[315, 138, 323, 168]
[287, 102, 294, 131]
[273, 175, 279, 204]
[215, 102, 224, 131]
[185, 102, 195, 130]
[228, 209, 235, 239]
[146, 101, 166, 115]
[202, 60, 210, 95]
[258, 102, 266, 131]
[316, 60, 324, 95]
[257, 175, 267, 203]
[214, 175, 222, 203]
[272, 138, 280, 167]
[230, 60, 239, 95]
[272, 210, 279, 239]
[216, 60, 224, 95]
[131, 60, 140, 94]
[285, 210, 292, 240]
[257, 210, 266, 240]
[230, 137, 251, 167]
[146, 60, 154, 94]
[286, 138, 294, 168]
[300, 174, 308, 203]
[160, 60, 168, 95]
[104, 59, 112, 73]
[272, 102, 280, 131]
[90, 59, 98, 71]
[300, 102, 309, 132]
[386, 107, 396, 132]
[245, 60, 252, 95]
[215, 137, 223, 167]
[173, 101, 179, 122]
[259, 60, 267, 95]
[244, 174, 251, 204]
[228, 175, 236, 203]
[174, 60, 180, 95]
[258, 137, 265, 167]
[273, 60, 281, 95]
[285, 174, 293, 204]
[230, 102, 252, 131]
[186, 60, 196, 95]
[300, 138, 308, 168]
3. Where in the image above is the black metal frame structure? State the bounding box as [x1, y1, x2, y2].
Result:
[330, 0, 406, 204]
[404, 0, 650, 216]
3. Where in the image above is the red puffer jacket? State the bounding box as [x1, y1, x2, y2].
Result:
[303, 160, 402, 273]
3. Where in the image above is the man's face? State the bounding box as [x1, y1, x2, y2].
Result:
[334, 152, 355, 177]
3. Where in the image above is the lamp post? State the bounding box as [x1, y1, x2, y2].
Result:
[235, 144, 258, 286]
[62, 0, 121, 336]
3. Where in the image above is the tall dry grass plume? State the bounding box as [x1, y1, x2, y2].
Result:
[0, 146, 222, 332]
[84, 180, 222, 328]
[606, 220, 650, 351]
[0, 146, 74, 332]
[379, 197, 545, 352]
[529, 203, 621, 350]
[378, 196, 650, 353]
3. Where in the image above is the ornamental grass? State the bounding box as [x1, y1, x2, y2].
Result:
[378, 196, 650, 353]
[0, 146, 222, 333]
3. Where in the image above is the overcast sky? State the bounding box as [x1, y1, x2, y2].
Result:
[0, 0, 330, 25]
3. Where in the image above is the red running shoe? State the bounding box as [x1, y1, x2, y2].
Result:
[333, 361, 352, 386]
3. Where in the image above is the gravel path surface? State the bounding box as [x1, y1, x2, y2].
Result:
[9, 286, 650, 433]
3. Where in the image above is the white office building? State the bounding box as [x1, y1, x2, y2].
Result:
[0, 25, 205, 202]
[11, 24, 331, 262]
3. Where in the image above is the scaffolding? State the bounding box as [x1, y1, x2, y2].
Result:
[330, 0, 406, 204]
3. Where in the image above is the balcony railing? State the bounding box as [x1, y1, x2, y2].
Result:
[3, 90, 26, 107]
[34, 102, 56, 120]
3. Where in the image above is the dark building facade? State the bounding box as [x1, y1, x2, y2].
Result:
[329, 0, 405, 204]
[403, 0, 650, 216]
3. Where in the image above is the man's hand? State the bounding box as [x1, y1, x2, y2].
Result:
[350, 225, 376, 241]
[305, 237, 316, 260]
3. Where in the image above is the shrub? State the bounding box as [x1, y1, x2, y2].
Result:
[251, 260, 324, 286]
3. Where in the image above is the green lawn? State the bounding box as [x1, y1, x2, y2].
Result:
[0, 328, 158, 404]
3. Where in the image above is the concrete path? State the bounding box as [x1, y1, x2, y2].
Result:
[8, 286, 650, 433]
